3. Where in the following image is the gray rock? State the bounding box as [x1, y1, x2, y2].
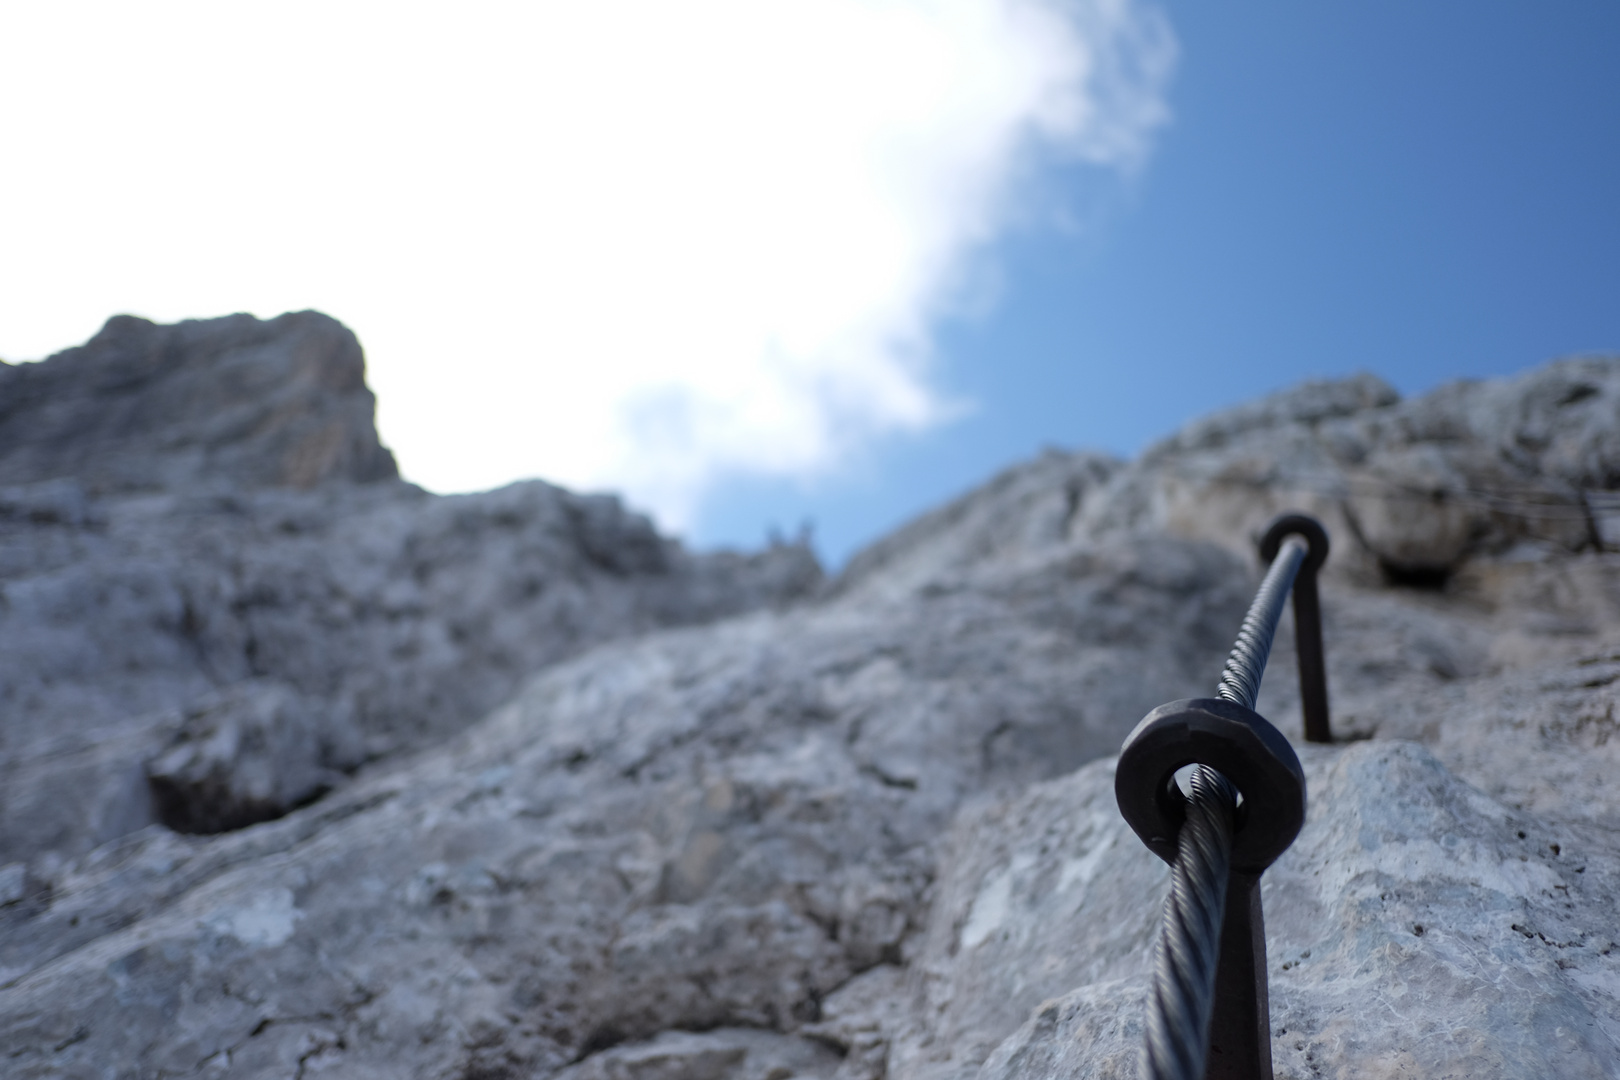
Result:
[0, 527, 1258, 1076]
[145, 680, 364, 834]
[553, 1028, 840, 1080]
[0, 311, 398, 493]
[966, 741, 1620, 1080]
[1142, 372, 1401, 457]
[0, 863, 26, 906]
[831, 450, 1119, 599]
[1, 327, 1619, 1078]
[1086, 357, 1620, 580]
[0, 315, 822, 863]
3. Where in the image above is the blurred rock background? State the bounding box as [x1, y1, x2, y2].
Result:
[0, 313, 1616, 1078]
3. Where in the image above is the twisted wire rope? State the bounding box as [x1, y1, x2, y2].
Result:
[1140, 535, 1306, 1080]
[1143, 765, 1236, 1080]
[1216, 537, 1307, 710]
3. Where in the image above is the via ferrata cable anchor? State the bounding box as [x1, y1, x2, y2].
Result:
[1114, 512, 1330, 1080]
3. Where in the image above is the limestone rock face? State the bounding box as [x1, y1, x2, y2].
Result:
[552, 1028, 842, 1080]
[0, 325, 1618, 1079]
[1093, 358, 1620, 580]
[0, 315, 821, 864]
[916, 738, 1620, 1080]
[0, 532, 1256, 1076]
[0, 312, 398, 492]
[144, 680, 364, 835]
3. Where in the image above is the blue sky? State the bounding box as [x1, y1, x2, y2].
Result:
[696, 2, 1620, 563]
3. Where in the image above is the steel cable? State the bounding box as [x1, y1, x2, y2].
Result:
[1143, 764, 1236, 1080]
[1139, 536, 1305, 1080]
[1216, 537, 1306, 711]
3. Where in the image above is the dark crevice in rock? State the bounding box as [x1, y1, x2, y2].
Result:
[1376, 559, 1455, 590]
[860, 764, 918, 791]
[1557, 383, 1601, 407]
[577, 1025, 628, 1059]
[146, 773, 335, 836]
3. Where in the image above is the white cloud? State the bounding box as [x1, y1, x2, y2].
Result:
[0, 0, 1174, 528]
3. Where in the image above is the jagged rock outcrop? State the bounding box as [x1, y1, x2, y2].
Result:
[1, 323, 1618, 1078]
[0, 312, 398, 493]
[0, 314, 821, 864]
[1082, 359, 1620, 582]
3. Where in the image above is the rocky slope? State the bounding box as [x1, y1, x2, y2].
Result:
[1, 317, 1617, 1078]
[0, 313, 819, 864]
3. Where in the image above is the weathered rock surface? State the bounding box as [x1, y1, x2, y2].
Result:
[1, 320, 1618, 1078]
[553, 1028, 841, 1080]
[913, 736, 1620, 1080]
[1080, 359, 1620, 581]
[0, 312, 398, 493]
[144, 680, 366, 836]
[0, 530, 1258, 1073]
[0, 314, 821, 864]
